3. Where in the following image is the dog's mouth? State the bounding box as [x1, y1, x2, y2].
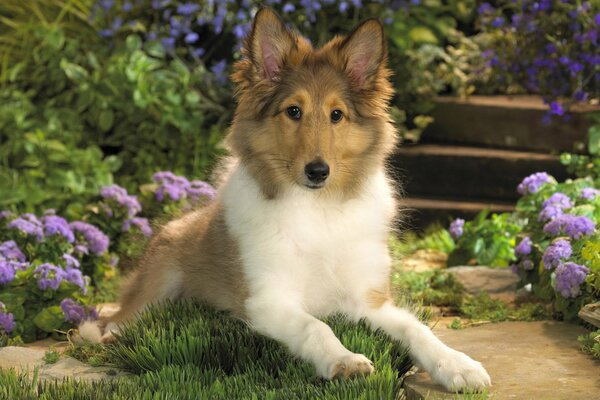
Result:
[304, 182, 326, 190]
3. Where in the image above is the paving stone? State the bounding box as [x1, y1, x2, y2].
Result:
[404, 319, 600, 399]
[447, 266, 520, 303]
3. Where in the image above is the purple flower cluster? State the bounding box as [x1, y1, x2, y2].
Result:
[43, 214, 75, 243]
[34, 263, 64, 291]
[449, 218, 465, 239]
[542, 239, 572, 270]
[0, 302, 15, 334]
[60, 298, 96, 324]
[580, 187, 599, 200]
[153, 171, 216, 204]
[8, 213, 44, 241]
[70, 222, 110, 256]
[517, 172, 554, 195]
[480, 1, 599, 117]
[543, 214, 595, 239]
[538, 192, 573, 221]
[515, 236, 532, 256]
[122, 217, 153, 237]
[0, 240, 26, 262]
[100, 184, 142, 218]
[554, 262, 589, 298]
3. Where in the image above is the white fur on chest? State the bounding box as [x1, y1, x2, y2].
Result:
[221, 165, 395, 315]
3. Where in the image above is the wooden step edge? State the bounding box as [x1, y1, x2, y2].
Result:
[433, 95, 600, 113]
[399, 197, 515, 213]
[393, 144, 561, 161]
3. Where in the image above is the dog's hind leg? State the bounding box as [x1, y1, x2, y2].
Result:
[80, 257, 184, 344]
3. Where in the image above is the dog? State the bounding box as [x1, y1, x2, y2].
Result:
[80, 7, 491, 391]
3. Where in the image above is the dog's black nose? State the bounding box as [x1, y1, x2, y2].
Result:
[304, 160, 330, 184]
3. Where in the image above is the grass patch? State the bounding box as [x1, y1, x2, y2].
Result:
[43, 349, 60, 364]
[1, 300, 425, 399]
[392, 269, 465, 310]
[578, 329, 600, 360]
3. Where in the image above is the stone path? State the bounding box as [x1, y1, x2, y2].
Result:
[0, 346, 127, 382]
[404, 318, 600, 399]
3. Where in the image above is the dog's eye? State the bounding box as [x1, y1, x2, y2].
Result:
[330, 109, 343, 123]
[286, 106, 302, 120]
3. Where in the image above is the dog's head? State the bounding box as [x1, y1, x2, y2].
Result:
[229, 7, 396, 199]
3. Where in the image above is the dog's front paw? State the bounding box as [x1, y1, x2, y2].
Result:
[431, 349, 491, 392]
[326, 353, 374, 379]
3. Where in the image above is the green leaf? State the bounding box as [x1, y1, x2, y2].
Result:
[60, 59, 89, 83]
[33, 306, 65, 333]
[45, 28, 65, 50]
[588, 124, 600, 155]
[126, 35, 142, 52]
[98, 109, 114, 132]
[408, 26, 438, 45]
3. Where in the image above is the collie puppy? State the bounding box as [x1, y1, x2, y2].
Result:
[81, 8, 490, 391]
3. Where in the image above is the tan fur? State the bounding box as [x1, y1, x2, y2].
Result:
[366, 285, 392, 309]
[105, 7, 395, 332]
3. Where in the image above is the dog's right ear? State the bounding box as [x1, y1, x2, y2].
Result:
[246, 7, 295, 81]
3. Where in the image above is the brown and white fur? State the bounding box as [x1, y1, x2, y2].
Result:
[80, 8, 491, 391]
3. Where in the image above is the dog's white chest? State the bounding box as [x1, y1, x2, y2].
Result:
[222, 165, 395, 314]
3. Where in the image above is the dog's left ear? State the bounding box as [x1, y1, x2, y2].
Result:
[247, 7, 295, 81]
[339, 19, 386, 87]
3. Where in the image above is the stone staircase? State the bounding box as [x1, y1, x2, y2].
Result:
[389, 95, 597, 229]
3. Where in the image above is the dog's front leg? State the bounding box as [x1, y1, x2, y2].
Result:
[245, 294, 374, 379]
[359, 301, 491, 391]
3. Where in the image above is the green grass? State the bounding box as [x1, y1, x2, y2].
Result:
[578, 329, 600, 360]
[1, 300, 424, 399]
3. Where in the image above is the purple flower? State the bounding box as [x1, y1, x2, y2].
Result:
[122, 217, 153, 237]
[539, 192, 573, 221]
[478, 3, 494, 14]
[491, 17, 505, 28]
[34, 263, 65, 291]
[283, 3, 296, 13]
[60, 298, 87, 324]
[0, 211, 14, 220]
[43, 215, 75, 243]
[70, 222, 110, 255]
[542, 239, 572, 269]
[580, 187, 599, 200]
[543, 215, 595, 239]
[187, 180, 217, 203]
[554, 262, 589, 298]
[64, 268, 87, 292]
[595, 13, 600, 26]
[184, 32, 199, 44]
[517, 172, 554, 195]
[176, 2, 200, 15]
[520, 258, 534, 270]
[449, 218, 465, 239]
[515, 237, 532, 256]
[153, 171, 191, 201]
[0, 241, 26, 262]
[0, 303, 15, 334]
[0, 260, 16, 285]
[8, 214, 44, 240]
[63, 254, 80, 269]
[100, 184, 142, 218]
[211, 59, 228, 85]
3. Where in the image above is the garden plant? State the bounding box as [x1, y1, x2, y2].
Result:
[0, 0, 599, 398]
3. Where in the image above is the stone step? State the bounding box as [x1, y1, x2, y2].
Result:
[422, 95, 598, 153]
[390, 144, 568, 203]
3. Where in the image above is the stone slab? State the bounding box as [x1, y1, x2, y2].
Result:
[404, 319, 600, 399]
[447, 266, 520, 303]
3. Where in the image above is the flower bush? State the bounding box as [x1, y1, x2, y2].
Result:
[511, 172, 599, 319]
[478, 0, 599, 118]
[0, 211, 107, 344]
[0, 169, 215, 345]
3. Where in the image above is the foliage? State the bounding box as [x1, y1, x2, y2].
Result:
[92, 0, 483, 143]
[43, 349, 60, 364]
[447, 210, 523, 267]
[392, 269, 464, 309]
[561, 113, 600, 180]
[509, 172, 599, 320]
[390, 227, 455, 258]
[0, 211, 109, 344]
[477, 0, 599, 118]
[578, 329, 600, 360]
